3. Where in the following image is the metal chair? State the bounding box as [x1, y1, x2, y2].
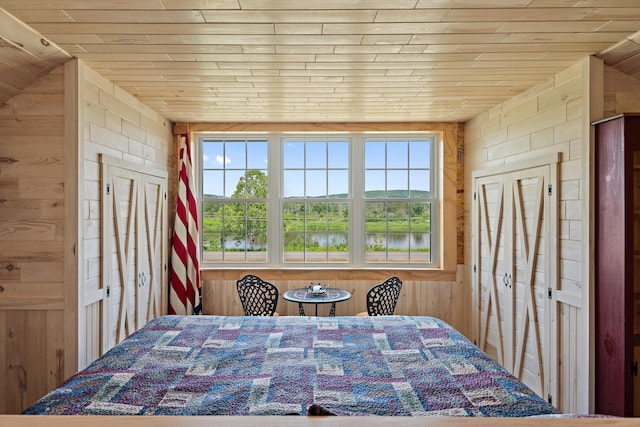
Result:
[236, 274, 279, 316]
[358, 276, 402, 316]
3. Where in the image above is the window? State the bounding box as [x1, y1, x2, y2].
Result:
[201, 138, 268, 263]
[198, 133, 438, 267]
[282, 138, 350, 263]
[364, 137, 433, 263]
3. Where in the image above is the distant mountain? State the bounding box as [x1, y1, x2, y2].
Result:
[204, 190, 431, 199]
[324, 190, 431, 199]
[363, 190, 431, 199]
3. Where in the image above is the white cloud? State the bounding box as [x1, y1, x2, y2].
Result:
[216, 155, 231, 165]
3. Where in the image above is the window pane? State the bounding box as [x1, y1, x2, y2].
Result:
[284, 141, 304, 168]
[388, 202, 408, 227]
[306, 142, 326, 169]
[365, 170, 385, 196]
[243, 169, 268, 199]
[283, 232, 305, 262]
[246, 216, 267, 261]
[306, 170, 326, 197]
[363, 200, 432, 264]
[365, 141, 385, 168]
[225, 170, 245, 197]
[202, 202, 267, 262]
[410, 140, 430, 168]
[327, 202, 349, 232]
[246, 203, 267, 246]
[328, 141, 349, 168]
[224, 202, 246, 245]
[387, 170, 408, 196]
[410, 202, 430, 232]
[225, 141, 246, 169]
[305, 202, 327, 263]
[284, 170, 304, 198]
[388, 233, 410, 263]
[247, 249, 267, 263]
[202, 201, 223, 262]
[410, 232, 431, 263]
[328, 232, 349, 262]
[282, 201, 349, 264]
[409, 170, 430, 196]
[203, 170, 223, 197]
[213, 202, 267, 263]
[306, 202, 325, 232]
[327, 203, 349, 262]
[365, 201, 413, 263]
[283, 202, 305, 232]
[365, 233, 385, 262]
[328, 170, 349, 197]
[247, 141, 268, 169]
[387, 141, 408, 168]
[365, 202, 386, 232]
[202, 141, 225, 169]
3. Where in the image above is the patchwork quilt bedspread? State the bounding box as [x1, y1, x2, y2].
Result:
[24, 315, 558, 416]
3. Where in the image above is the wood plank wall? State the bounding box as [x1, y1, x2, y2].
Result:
[464, 58, 591, 413]
[201, 267, 468, 334]
[79, 60, 175, 369]
[0, 59, 176, 414]
[603, 64, 640, 116]
[0, 66, 68, 413]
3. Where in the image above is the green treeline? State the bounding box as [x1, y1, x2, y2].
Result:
[202, 170, 431, 252]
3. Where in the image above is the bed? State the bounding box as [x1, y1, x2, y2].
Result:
[23, 315, 558, 417]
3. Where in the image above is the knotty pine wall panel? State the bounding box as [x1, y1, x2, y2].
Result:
[0, 66, 67, 414]
[0, 310, 65, 414]
[201, 266, 468, 336]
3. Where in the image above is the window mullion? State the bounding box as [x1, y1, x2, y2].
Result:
[352, 134, 364, 267]
[269, 133, 281, 267]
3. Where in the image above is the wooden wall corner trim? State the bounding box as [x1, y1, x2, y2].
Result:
[64, 58, 81, 379]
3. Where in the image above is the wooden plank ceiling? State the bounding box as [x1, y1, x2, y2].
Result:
[1, 0, 640, 123]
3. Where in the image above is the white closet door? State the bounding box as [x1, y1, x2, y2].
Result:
[508, 166, 553, 398]
[103, 165, 139, 349]
[474, 174, 507, 366]
[472, 154, 558, 403]
[101, 155, 168, 354]
[137, 174, 168, 329]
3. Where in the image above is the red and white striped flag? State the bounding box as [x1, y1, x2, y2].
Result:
[169, 133, 201, 315]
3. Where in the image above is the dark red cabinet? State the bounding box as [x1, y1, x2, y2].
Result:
[594, 113, 640, 417]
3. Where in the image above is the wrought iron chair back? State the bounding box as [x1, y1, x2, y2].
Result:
[236, 274, 279, 316]
[366, 276, 402, 316]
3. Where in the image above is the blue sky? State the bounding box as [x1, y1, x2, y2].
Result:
[202, 140, 268, 196]
[283, 141, 348, 197]
[201, 139, 431, 198]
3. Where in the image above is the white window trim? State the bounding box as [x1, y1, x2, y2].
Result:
[196, 132, 440, 269]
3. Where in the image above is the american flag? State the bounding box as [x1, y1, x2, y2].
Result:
[169, 133, 201, 315]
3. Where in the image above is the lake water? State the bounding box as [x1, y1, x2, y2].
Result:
[221, 232, 431, 250]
